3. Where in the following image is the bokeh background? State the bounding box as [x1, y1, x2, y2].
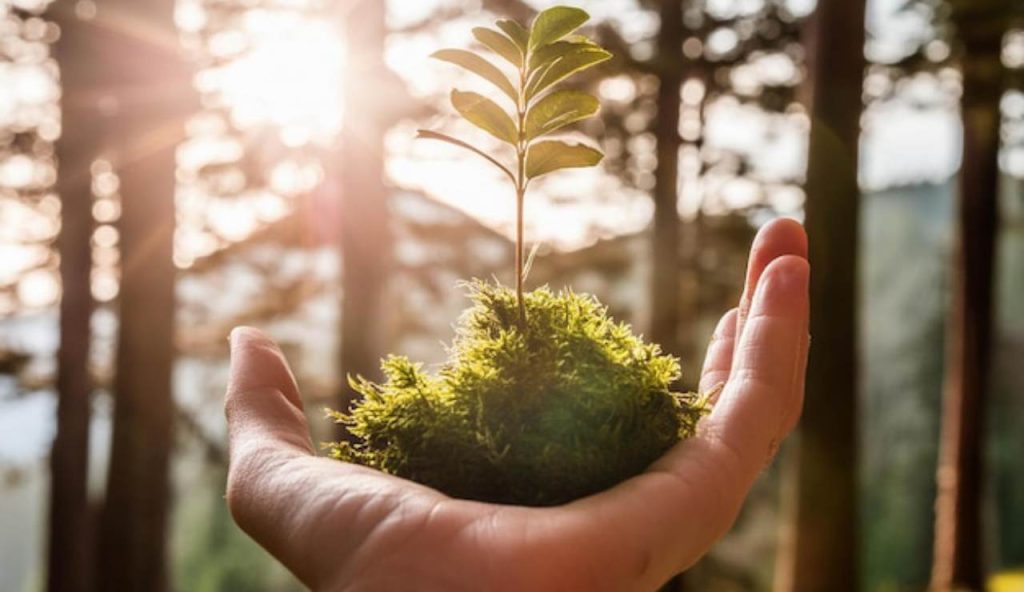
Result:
[0, 0, 1022, 590]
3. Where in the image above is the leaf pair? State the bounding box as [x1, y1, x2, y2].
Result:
[424, 5, 611, 181]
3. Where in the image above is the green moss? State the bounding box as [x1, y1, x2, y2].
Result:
[327, 281, 708, 506]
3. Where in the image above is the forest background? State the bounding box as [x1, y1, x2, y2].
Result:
[0, 0, 1022, 590]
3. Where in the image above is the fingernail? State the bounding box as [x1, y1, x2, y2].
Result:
[770, 257, 808, 294]
[753, 256, 809, 314]
[778, 258, 809, 292]
[229, 326, 254, 353]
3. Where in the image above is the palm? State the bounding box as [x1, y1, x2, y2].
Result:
[225, 219, 810, 592]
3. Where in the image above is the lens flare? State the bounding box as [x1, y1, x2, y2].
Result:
[210, 10, 346, 146]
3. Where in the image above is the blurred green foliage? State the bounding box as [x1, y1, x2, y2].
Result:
[860, 183, 953, 591]
[174, 468, 302, 592]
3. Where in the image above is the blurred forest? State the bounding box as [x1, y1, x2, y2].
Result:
[0, 0, 1023, 591]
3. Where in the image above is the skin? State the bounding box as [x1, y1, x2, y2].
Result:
[224, 218, 810, 592]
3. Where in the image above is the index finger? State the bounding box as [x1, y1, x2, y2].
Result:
[707, 255, 810, 478]
[735, 218, 808, 347]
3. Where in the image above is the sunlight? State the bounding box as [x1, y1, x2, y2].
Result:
[205, 10, 347, 147]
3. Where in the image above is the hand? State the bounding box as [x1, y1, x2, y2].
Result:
[224, 219, 810, 592]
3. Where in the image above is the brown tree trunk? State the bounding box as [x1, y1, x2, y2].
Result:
[48, 5, 105, 591]
[92, 0, 195, 589]
[335, 0, 393, 434]
[774, 0, 866, 590]
[650, 0, 684, 361]
[930, 24, 1004, 591]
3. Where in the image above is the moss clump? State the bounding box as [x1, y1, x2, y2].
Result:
[327, 281, 708, 506]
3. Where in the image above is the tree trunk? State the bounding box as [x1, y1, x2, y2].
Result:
[48, 5, 104, 591]
[92, 0, 195, 589]
[335, 0, 393, 435]
[930, 22, 1004, 590]
[774, 0, 866, 590]
[650, 0, 684, 362]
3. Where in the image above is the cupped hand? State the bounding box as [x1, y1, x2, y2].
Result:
[224, 218, 810, 592]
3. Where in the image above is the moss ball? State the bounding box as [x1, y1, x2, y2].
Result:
[327, 281, 707, 506]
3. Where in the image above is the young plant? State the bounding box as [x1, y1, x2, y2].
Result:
[328, 7, 710, 507]
[417, 6, 611, 325]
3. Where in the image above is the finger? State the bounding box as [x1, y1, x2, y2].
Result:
[225, 327, 313, 456]
[225, 328, 316, 519]
[564, 260, 809, 587]
[700, 308, 738, 396]
[224, 328, 322, 583]
[780, 323, 810, 436]
[735, 218, 807, 347]
[223, 329, 465, 591]
[229, 326, 302, 410]
[708, 255, 809, 477]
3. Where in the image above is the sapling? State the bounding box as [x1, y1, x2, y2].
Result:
[328, 6, 711, 506]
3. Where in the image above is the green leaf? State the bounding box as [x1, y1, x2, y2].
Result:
[451, 90, 519, 145]
[529, 6, 590, 51]
[528, 39, 597, 71]
[526, 140, 603, 179]
[496, 19, 529, 52]
[526, 47, 612, 100]
[473, 27, 523, 68]
[432, 49, 517, 102]
[525, 90, 599, 140]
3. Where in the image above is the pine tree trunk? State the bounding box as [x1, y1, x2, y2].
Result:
[91, 0, 194, 589]
[652, 4, 693, 588]
[336, 0, 393, 435]
[650, 0, 684, 362]
[774, 0, 866, 589]
[930, 21, 1004, 590]
[48, 5, 102, 591]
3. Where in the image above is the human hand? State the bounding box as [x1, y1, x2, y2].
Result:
[224, 218, 809, 591]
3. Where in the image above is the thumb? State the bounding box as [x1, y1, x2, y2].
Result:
[225, 327, 314, 461]
[228, 326, 303, 409]
[223, 328, 325, 587]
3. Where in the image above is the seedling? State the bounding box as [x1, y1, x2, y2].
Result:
[417, 5, 610, 324]
[328, 7, 709, 507]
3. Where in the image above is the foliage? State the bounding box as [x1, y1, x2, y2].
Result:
[419, 6, 610, 322]
[328, 282, 708, 506]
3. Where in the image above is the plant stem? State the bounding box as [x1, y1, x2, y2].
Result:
[515, 183, 525, 325]
[514, 53, 529, 326]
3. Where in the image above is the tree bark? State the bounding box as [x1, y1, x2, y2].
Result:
[774, 0, 866, 590]
[91, 0, 195, 589]
[930, 18, 1004, 590]
[650, 0, 684, 362]
[335, 0, 393, 436]
[47, 5, 105, 591]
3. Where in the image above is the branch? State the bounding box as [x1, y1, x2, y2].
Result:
[416, 130, 517, 183]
